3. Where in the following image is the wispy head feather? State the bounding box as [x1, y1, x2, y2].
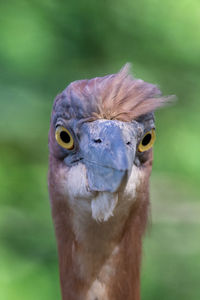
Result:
[53, 64, 172, 122]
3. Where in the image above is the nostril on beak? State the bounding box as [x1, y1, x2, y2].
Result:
[94, 138, 102, 144]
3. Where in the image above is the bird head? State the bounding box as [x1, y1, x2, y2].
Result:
[48, 65, 169, 223]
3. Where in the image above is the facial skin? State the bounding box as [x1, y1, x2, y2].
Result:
[49, 113, 155, 222]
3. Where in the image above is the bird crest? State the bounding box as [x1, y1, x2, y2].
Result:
[53, 64, 171, 123]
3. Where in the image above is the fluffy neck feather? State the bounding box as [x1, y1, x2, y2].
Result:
[48, 159, 151, 300]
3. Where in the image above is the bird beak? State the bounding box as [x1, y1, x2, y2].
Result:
[79, 120, 136, 193]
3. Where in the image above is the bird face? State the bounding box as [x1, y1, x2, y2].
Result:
[48, 64, 168, 222]
[49, 113, 155, 222]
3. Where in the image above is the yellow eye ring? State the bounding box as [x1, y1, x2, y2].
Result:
[138, 129, 156, 152]
[55, 126, 74, 150]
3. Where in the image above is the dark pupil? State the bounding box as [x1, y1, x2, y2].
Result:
[142, 133, 152, 146]
[60, 131, 71, 143]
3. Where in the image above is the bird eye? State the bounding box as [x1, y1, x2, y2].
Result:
[55, 126, 74, 150]
[138, 129, 156, 152]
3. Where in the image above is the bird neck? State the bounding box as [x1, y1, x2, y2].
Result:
[53, 192, 148, 300]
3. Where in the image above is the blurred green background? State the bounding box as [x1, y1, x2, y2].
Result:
[0, 0, 199, 299]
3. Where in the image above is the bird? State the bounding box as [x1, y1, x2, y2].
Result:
[48, 64, 169, 300]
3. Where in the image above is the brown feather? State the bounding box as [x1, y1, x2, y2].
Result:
[53, 64, 172, 122]
[48, 65, 172, 300]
